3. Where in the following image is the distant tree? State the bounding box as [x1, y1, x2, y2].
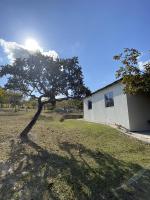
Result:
[55, 99, 83, 112]
[0, 87, 6, 108]
[113, 48, 150, 95]
[67, 99, 83, 111]
[0, 53, 90, 139]
[25, 98, 38, 109]
[7, 91, 23, 111]
[0, 88, 23, 109]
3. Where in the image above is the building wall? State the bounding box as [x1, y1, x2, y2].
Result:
[127, 94, 150, 131]
[84, 82, 130, 129]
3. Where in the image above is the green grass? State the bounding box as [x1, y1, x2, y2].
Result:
[0, 110, 150, 199]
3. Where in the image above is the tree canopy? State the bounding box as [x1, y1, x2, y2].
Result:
[0, 53, 90, 139]
[0, 53, 90, 101]
[114, 48, 150, 95]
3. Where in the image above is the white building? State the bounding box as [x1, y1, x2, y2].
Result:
[84, 80, 150, 131]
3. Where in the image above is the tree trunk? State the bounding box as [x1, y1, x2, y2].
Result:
[20, 102, 43, 139]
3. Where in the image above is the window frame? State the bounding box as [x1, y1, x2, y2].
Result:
[104, 91, 114, 108]
[88, 100, 92, 110]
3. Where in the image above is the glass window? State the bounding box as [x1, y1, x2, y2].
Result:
[88, 100, 92, 110]
[104, 91, 114, 107]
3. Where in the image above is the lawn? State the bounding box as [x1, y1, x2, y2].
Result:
[0, 110, 150, 200]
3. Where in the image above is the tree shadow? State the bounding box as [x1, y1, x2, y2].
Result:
[0, 138, 149, 200]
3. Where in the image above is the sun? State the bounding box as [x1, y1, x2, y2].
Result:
[24, 38, 41, 51]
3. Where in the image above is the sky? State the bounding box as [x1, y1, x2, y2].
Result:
[0, 0, 150, 92]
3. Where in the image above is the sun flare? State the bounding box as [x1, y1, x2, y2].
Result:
[24, 38, 41, 51]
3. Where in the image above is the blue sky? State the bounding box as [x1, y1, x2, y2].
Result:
[0, 0, 150, 92]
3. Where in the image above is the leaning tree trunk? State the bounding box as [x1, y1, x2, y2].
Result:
[20, 101, 43, 139]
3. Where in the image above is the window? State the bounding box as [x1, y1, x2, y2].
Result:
[88, 100, 92, 110]
[104, 91, 114, 107]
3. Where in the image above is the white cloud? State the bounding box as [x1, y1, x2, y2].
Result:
[138, 60, 150, 71]
[0, 39, 29, 63]
[0, 38, 58, 63]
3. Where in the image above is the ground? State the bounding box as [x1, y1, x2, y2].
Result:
[0, 110, 150, 200]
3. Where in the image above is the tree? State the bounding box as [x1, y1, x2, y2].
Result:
[0, 53, 90, 139]
[7, 91, 23, 111]
[25, 98, 38, 109]
[0, 87, 6, 108]
[113, 48, 150, 95]
[0, 88, 23, 109]
[66, 99, 83, 111]
[55, 99, 83, 112]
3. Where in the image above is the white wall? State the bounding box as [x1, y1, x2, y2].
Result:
[127, 95, 150, 131]
[84, 82, 130, 129]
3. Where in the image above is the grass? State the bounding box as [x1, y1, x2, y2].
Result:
[0, 110, 150, 199]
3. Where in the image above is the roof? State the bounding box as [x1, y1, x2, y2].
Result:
[85, 79, 122, 98]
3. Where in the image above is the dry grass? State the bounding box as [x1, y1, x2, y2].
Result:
[0, 110, 150, 199]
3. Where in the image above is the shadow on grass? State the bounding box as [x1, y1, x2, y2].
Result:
[0, 138, 149, 200]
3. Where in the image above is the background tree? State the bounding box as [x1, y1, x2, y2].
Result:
[113, 48, 150, 95]
[24, 98, 38, 110]
[7, 91, 23, 111]
[0, 87, 6, 108]
[0, 53, 90, 139]
[67, 99, 83, 111]
[55, 99, 83, 113]
[0, 88, 23, 110]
